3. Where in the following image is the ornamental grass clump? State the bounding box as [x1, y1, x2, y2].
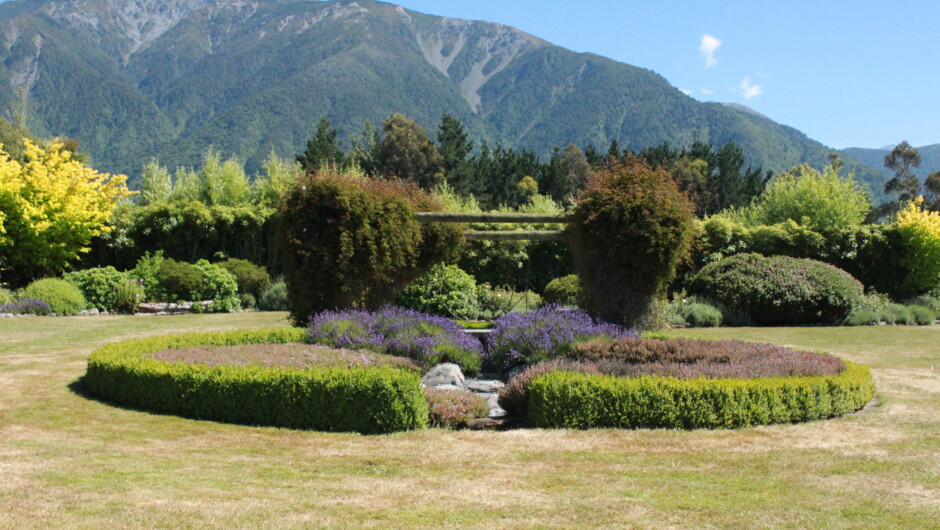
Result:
[307, 306, 483, 374]
[485, 305, 637, 373]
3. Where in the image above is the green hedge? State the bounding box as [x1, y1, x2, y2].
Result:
[528, 360, 874, 429]
[82, 328, 429, 434]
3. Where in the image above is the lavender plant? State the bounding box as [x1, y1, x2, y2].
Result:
[306, 306, 483, 374]
[485, 305, 637, 372]
[0, 298, 52, 316]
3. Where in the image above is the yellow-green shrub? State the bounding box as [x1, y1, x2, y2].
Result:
[895, 197, 940, 296]
[83, 328, 429, 434]
[528, 361, 874, 429]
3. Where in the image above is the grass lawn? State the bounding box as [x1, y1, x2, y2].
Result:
[1, 313, 937, 527]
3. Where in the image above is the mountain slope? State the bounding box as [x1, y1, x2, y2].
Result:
[841, 144, 940, 183]
[0, 0, 891, 198]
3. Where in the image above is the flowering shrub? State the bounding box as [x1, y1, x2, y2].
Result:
[485, 305, 637, 372]
[306, 306, 483, 374]
[0, 297, 51, 315]
[424, 388, 489, 429]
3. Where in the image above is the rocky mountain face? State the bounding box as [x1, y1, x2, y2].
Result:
[0, 0, 890, 195]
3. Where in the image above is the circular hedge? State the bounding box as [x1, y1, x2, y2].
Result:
[82, 328, 429, 434]
[525, 339, 875, 429]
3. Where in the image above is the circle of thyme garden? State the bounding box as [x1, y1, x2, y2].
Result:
[77, 161, 891, 433]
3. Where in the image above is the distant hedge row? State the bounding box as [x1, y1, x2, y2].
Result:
[528, 360, 874, 429]
[82, 329, 429, 434]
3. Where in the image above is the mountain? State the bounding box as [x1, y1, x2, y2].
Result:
[841, 144, 940, 182]
[0, 0, 892, 198]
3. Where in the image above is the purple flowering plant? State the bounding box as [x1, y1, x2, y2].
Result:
[306, 306, 483, 374]
[0, 298, 52, 316]
[485, 304, 638, 372]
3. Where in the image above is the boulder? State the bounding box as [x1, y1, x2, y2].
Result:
[421, 363, 466, 390]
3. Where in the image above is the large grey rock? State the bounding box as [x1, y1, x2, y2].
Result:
[421, 363, 466, 390]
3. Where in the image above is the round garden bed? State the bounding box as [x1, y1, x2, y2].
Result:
[82, 328, 429, 434]
[515, 337, 875, 429]
[83, 327, 875, 434]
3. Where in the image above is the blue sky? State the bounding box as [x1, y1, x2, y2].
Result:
[2, 0, 936, 149]
[390, 0, 939, 150]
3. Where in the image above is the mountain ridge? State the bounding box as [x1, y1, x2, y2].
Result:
[0, 0, 891, 200]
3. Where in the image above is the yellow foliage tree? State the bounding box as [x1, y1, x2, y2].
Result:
[896, 196, 940, 295]
[0, 140, 133, 283]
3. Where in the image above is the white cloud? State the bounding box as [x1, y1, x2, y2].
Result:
[700, 88, 714, 95]
[680, 88, 693, 96]
[738, 76, 763, 99]
[699, 34, 721, 68]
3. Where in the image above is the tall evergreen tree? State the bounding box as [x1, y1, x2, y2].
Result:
[437, 113, 473, 176]
[297, 117, 347, 171]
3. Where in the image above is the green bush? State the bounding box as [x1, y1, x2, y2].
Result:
[728, 164, 871, 233]
[689, 253, 864, 325]
[258, 280, 289, 311]
[497, 359, 600, 418]
[907, 295, 940, 317]
[528, 361, 875, 429]
[82, 328, 429, 434]
[101, 201, 278, 274]
[64, 266, 129, 310]
[239, 293, 257, 310]
[395, 263, 479, 319]
[844, 309, 881, 326]
[218, 258, 271, 299]
[0, 287, 14, 305]
[571, 158, 696, 327]
[111, 278, 144, 313]
[541, 275, 582, 307]
[908, 305, 936, 325]
[694, 218, 910, 300]
[192, 260, 240, 312]
[21, 278, 87, 314]
[678, 302, 723, 327]
[279, 169, 463, 325]
[154, 258, 203, 302]
[881, 303, 913, 325]
[128, 251, 165, 302]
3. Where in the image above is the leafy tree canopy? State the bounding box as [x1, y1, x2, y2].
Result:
[725, 163, 871, 233]
[0, 140, 133, 285]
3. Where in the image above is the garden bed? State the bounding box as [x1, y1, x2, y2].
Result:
[520, 337, 876, 429]
[82, 328, 429, 434]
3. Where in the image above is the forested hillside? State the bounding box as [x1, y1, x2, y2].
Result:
[0, 0, 889, 198]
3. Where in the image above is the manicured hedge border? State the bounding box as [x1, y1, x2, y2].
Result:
[82, 328, 429, 434]
[528, 360, 874, 429]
